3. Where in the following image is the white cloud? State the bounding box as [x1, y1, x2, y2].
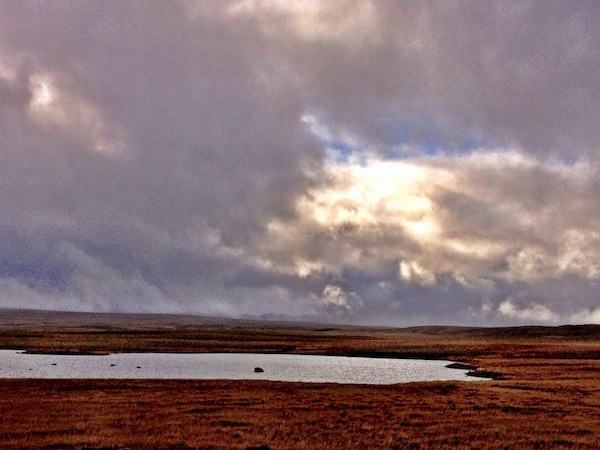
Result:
[314, 284, 362, 316]
[399, 260, 436, 286]
[569, 307, 600, 324]
[228, 0, 381, 45]
[497, 298, 559, 323]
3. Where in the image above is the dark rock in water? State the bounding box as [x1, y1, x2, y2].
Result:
[254, 367, 264, 373]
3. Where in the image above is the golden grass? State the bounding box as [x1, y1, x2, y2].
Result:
[0, 310, 599, 448]
[1, 378, 600, 449]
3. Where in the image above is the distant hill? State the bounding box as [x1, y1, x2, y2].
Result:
[1, 308, 600, 339]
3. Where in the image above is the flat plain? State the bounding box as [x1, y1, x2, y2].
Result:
[0, 309, 600, 449]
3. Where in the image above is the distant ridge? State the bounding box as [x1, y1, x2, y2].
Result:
[401, 324, 600, 339]
[1, 308, 600, 338]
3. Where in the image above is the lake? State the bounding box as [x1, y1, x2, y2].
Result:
[0, 350, 482, 384]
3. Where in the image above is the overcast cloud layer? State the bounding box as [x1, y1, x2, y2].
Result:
[0, 0, 599, 325]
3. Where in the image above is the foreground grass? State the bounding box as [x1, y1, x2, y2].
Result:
[0, 310, 599, 448]
[1, 377, 600, 449]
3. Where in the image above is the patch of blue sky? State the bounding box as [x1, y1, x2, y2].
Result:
[382, 130, 490, 160]
[325, 138, 358, 163]
[303, 111, 490, 165]
[302, 113, 366, 164]
[377, 109, 490, 159]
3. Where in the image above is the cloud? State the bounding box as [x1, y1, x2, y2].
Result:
[497, 298, 560, 323]
[221, 0, 600, 155]
[254, 149, 600, 324]
[260, 150, 600, 281]
[0, 1, 599, 325]
[227, 0, 382, 45]
[399, 261, 436, 286]
[569, 308, 600, 324]
[313, 284, 363, 317]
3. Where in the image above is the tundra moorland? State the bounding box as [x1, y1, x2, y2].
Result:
[0, 309, 599, 449]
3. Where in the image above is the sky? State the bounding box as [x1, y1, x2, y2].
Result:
[1, 0, 599, 326]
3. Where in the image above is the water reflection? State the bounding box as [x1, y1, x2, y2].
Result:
[0, 350, 482, 384]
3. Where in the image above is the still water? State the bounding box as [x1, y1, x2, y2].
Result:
[0, 350, 480, 384]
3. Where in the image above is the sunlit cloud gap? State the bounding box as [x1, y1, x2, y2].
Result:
[0, 1, 599, 325]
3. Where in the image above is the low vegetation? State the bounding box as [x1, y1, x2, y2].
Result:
[0, 309, 599, 448]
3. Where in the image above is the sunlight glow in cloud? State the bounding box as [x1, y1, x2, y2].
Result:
[228, 0, 381, 44]
[27, 72, 128, 158]
[258, 149, 600, 323]
[1, 1, 600, 325]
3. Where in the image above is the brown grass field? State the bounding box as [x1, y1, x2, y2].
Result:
[1, 309, 600, 449]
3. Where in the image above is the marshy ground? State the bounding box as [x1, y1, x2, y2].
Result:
[0, 309, 599, 449]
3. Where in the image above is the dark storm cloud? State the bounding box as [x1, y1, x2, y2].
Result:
[0, 1, 599, 324]
[276, 0, 600, 154]
[0, 0, 320, 311]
